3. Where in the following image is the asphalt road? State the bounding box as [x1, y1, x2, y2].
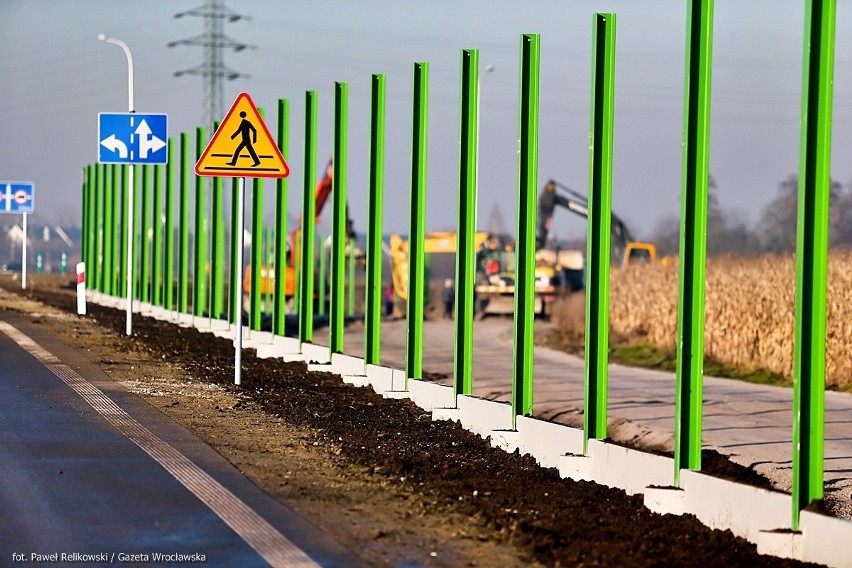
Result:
[341, 317, 852, 511]
[0, 312, 356, 568]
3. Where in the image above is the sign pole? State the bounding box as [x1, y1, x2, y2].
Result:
[126, 165, 135, 335]
[21, 212, 27, 290]
[234, 177, 246, 386]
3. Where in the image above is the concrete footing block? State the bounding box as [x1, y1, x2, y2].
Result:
[756, 530, 803, 561]
[799, 510, 852, 568]
[643, 486, 686, 516]
[209, 318, 230, 331]
[364, 364, 394, 394]
[515, 416, 583, 469]
[177, 313, 194, 327]
[382, 390, 410, 400]
[490, 430, 520, 453]
[558, 454, 595, 482]
[341, 374, 370, 387]
[243, 330, 274, 347]
[588, 439, 674, 496]
[301, 343, 331, 364]
[432, 407, 461, 423]
[680, 469, 792, 541]
[211, 327, 235, 340]
[148, 306, 165, 318]
[192, 316, 212, 330]
[456, 395, 513, 438]
[330, 353, 366, 377]
[407, 380, 455, 411]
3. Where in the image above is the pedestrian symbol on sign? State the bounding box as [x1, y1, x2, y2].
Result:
[227, 111, 260, 167]
[195, 93, 290, 179]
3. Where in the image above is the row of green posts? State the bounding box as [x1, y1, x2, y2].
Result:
[81, 1, 837, 530]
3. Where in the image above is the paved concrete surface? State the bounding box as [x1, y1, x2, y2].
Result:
[341, 318, 852, 503]
[0, 312, 356, 567]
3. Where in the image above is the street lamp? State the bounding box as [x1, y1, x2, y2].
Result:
[98, 33, 136, 336]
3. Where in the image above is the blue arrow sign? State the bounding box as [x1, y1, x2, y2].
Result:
[0, 181, 34, 214]
[98, 113, 168, 165]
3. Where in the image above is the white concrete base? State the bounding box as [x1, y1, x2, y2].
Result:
[243, 329, 274, 347]
[177, 313, 194, 327]
[456, 395, 513, 438]
[211, 327, 235, 340]
[515, 416, 583, 469]
[192, 316, 212, 330]
[147, 306, 165, 318]
[255, 336, 302, 360]
[330, 353, 366, 376]
[300, 343, 331, 364]
[209, 318, 230, 331]
[341, 374, 370, 387]
[680, 469, 792, 541]
[799, 510, 852, 568]
[431, 407, 461, 423]
[307, 362, 334, 373]
[558, 454, 595, 482]
[406, 380, 455, 411]
[756, 530, 803, 561]
[364, 364, 394, 394]
[490, 430, 520, 453]
[383, 390, 410, 400]
[643, 486, 686, 516]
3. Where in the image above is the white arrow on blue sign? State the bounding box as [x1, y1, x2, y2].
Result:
[0, 182, 34, 214]
[98, 113, 168, 165]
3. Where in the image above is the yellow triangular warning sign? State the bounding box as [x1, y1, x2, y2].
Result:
[196, 92, 290, 178]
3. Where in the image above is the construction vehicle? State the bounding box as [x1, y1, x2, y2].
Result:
[243, 158, 357, 307]
[537, 179, 656, 270]
[473, 180, 656, 317]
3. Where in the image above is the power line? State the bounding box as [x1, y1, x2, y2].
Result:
[168, 0, 254, 128]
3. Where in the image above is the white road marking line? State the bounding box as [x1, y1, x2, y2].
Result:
[0, 321, 321, 568]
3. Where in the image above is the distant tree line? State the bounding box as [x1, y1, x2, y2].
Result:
[648, 174, 852, 257]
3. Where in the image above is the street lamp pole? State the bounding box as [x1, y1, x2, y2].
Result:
[98, 34, 136, 336]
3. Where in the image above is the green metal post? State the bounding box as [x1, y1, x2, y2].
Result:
[329, 82, 349, 354]
[140, 165, 151, 303]
[318, 235, 326, 316]
[103, 165, 114, 296]
[299, 91, 318, 344]
[152, 163, 163, 306]
[178, 132, 191, 313]
[453, 49, 479, 399]
[511, 34, 540, 425]
[229, 178, 241, 325]
[193, 127, 208, 317]
[164, 140, 175, 311]
[249, 177, 263, 329]
[274, 98, 290, 336]
[211, 122, 225, 320]
[364, 73, 386, 367]
[674, 0, 714, 482]
[347, 241, 355, 317]
[89, 164, 97, 283]
[263, 227, 272, 316]
[118, 166, 128, 295]
[94, 164, 103, 291]
[584, 14, 617, 450]
[792, 0, 836, 530]
[405, 62, 429, 384]
[113, 165, 122, 293]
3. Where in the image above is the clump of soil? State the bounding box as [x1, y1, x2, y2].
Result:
[15, 279, 814, 567]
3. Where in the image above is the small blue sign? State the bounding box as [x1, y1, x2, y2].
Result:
[0, 181, 34, 214]
[98, 113, 168, 165]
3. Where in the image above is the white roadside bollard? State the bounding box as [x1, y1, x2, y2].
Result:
[76, 262, 86, 316]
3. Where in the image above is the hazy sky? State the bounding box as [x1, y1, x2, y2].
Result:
[1, 0, 851, 241]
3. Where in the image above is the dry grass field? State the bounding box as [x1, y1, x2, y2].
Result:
[607, 250, 852, 390]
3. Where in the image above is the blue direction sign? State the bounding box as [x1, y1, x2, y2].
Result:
[98, 113, 168, 165]
[0, 182, 34, 214]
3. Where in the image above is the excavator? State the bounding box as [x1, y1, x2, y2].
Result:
[243, 158, 357, 307]
[473, 179, 656, 317]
